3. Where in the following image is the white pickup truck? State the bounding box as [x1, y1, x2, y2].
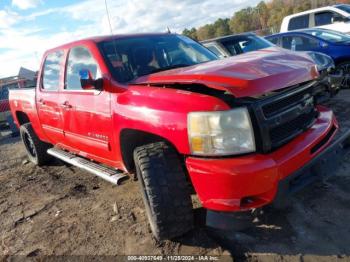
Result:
[281, 5, 350, 34]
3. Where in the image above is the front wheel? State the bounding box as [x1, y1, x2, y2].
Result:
[133, 142, 193, 240]
[20, 123, 52, 166]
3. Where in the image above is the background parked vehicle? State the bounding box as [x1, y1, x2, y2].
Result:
[0, 86, 19, 137]
[201, 33, 272, 58]
[202, 33, 340, 102]
[280, 5, 350, 33]
[0, 71, 36, 135]
[266, 28, 350, 88]
[0, 86, 10, 126]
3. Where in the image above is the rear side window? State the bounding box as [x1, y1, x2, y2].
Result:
[288, 15, 309, 30]
[42, 51, 64, 91]
[65, 46, 101, 90]
[291, 36, 319, 51]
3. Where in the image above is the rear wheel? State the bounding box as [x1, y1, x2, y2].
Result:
[20, 123, 52, 166]
[133, 142, 193, 240]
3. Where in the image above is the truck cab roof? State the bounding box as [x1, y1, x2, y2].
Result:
[46, 32, 172, 53]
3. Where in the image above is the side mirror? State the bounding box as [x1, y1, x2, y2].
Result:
[79, 69, 103, 90]
[332, 16, 345, 23]
[319, 41, 329, 48]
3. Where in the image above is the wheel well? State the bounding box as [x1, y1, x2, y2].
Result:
[120, 129, 177, 172]
[16, 111, 30, 126]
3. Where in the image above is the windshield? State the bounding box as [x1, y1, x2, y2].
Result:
[304, 29, 350, 43]
[99, 34, 217, 83]
[220, 34, 273, 56]
[335, 4, 350, 14]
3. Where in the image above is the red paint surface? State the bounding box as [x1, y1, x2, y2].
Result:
[186, 107, 337, 211]
[9, 35, 337, 212]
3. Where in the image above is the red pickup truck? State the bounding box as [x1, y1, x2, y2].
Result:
[9, 33, 350, 240]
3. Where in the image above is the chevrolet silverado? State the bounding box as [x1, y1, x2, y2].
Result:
[9, 33, 350, 240]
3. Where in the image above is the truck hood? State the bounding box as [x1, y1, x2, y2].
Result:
[132, 47, 319, 98]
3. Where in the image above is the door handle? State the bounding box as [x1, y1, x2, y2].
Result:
[38, 99, 45, 105]
[61, 101, 72, 109]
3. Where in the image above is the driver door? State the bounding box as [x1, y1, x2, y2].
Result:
[61, 46, 113, 161]
[315, 11, 349, 33]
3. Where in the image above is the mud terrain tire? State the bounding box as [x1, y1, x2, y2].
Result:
[134, 142, 193, 240]
[20, 123, 52, 166]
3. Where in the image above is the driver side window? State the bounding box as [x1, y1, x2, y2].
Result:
[65, 46, 101, 90]
[315, 11, 342, 26]
[283, 36, 319, 51]
[292, 36, 319, 51]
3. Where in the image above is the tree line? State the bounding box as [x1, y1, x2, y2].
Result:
[182, 0, 350, 41]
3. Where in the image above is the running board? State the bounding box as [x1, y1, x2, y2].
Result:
[47, 147, 128, 185]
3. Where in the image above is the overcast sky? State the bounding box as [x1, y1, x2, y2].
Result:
[0, 0, 260, 77]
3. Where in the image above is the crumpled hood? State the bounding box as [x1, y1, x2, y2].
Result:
[132, 47, 319, 98]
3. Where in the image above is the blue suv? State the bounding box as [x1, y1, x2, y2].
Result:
[266, 28, 350, 87]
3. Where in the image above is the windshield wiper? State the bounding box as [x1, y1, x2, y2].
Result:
[149, 64, 192, 74]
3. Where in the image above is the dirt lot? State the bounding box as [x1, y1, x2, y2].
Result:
[0, 91, 350, 261]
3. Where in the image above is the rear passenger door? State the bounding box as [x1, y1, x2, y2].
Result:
[61, 46, 113, 161]
[36, 50, 65, 144]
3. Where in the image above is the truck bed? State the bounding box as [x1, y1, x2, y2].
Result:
[9, 88, 36, 125]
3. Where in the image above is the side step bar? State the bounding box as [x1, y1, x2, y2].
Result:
[47, 147, 128, 185]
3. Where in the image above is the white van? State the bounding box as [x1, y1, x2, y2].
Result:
[280, 5, 350, 34]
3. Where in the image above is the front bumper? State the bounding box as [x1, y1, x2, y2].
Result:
[186, 106, 347, 212]
[273, 126, 350, 207]
[313, 71, 342, 103]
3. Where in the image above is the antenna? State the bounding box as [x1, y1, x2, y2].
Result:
[104, 0, 114, 35]
[104, 0, 119, 73]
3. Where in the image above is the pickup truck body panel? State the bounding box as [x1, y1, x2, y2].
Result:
[59, 90, 112, 159]
[9, 89, 44, 139]
[11, 73, 230, 170]
[37, 90, 65, 144]
[9, 34, 341, 212]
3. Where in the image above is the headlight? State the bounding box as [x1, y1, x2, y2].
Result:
[306, 51, 334, 72]
[188, 107, 256, 156]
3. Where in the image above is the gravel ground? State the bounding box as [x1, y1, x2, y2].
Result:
[0, 90, 350, 261]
